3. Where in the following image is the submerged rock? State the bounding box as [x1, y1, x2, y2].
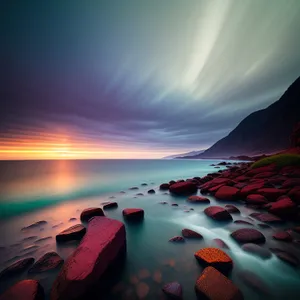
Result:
[122, 208, 144, 221]
[147, 189, 155, 194]
[162, 282, 183, 299]
[225, 204, 240, 214]
[35, 237, 52, 244]
[241, 243, 271, 259]
[21, 221, 47, 231]
[194, 247, 233, 274]
[204, 206, 233, 221]
[211, 238, 229, 249]
[102, 202, 118, 210]
[272, 231, 293, 242]
[239, 270, 270, 296]
[269, 248, 299, 267]
[51, 217, 126, 300]
[56, 224, 86, 242]
[249, 213, 283, 224]
[246, 194, 268, 205]
[160, 183, 170, 190]
[28, 252, 63, 273]
[182, 229, 203, 239]
[169, 181, 197, 195]
[0, 257, 34, 279]
[187, 195, 210, 203]
[169, 236, 185, 243]
[195, 267, 243, 300]
[80, 207, 105, 222]
[0, 279, 44, 300]
[231, 228, 266, 244]
[234, 220, 253, 226]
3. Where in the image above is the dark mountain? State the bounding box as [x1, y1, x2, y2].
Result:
[163, 149, 206, 159]
[194, 76, 300, 158]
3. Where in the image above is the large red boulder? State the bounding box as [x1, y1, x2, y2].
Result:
[215, 186, 239, 200]
[0, 280, 44, 300]
[268, 196, 297, 218]
[256, 188, 287, 202]
[195, 267, 244, 300]
[194, 248, 233, 274]
[204, 206, 233, 221]
[80, 208, 105, 222]
[246, 194, 268, 205]
[122, 208, 144, 221]
[169, 181, 198, 195]
[231, 228, 266, 244]
[239, 182, 266, 198]
[51, 217, 126, 300]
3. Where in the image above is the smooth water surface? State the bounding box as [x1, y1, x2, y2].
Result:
[0, 159, 300, 299]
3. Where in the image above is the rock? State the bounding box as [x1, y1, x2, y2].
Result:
[181, 229, 203, 239]
[225, 204, 240, 213]
[171, 203, 178, 206]
[215, 186, 239, 200]
[241, 244, 272, 259]
[169, 180, 176, 185]
[22, 236, 38, 242]
[28, 252, 63, 273]
[239, 183, 266, 198]
[204, 206, 233, 221]
[187, 195, 210, 203]
[195, 267, 243, 300]
[136, 193, 144, 196]
[194, 248, 233, 274]
[56, 224, 86, 242]
[169, 236, 185, 243]
[246, 165, 276, 176]
[136, 282, 149, 299]
[20, 245, 39, 253]
[231, 228, 265, 244]
[256, 188, 287, 201]
[268, 196, 297, 218]
[80, 208, 104, 222]
[239, 270, 270, 296]
[288, 187, 300, 203]
[162, 282, 182, 299]
[257, 223, 271, 229]
[141, 183, 148, 186]
[51, 217, 126, 300]
[129, 187, 139, 190]
[35, 237, 52, 244]
[254, 172, 277, 179]
[159, 201, 168, 205]
[282, 178, 300, 189]
[69, 218, 77, 222]
[273, 231, 293, 242]
[21, 221, 47, 231]
[249, 212, 283, 223]
[234, 220, 253, 226]
[212, 239, 229, 249]
[160, 183, 170, 190]
[169, 181, 198, 195]
[0, 258, 34, 279]
[102, 202, 118, 210]
[269, 248, 299, 267]
[246, 194, 268, 205]
[123, 208, 144, 222]
[52, 222, 63, 229]
[147, 189, 155, 194]
[0, 279, 44, 300]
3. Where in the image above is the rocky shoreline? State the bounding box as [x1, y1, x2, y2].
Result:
[1, 160, 300, 299]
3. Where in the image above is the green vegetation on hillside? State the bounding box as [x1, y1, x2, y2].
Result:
[252, 154, 300, 169]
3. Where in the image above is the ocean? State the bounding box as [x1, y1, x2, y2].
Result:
[0, 159, 299, 299]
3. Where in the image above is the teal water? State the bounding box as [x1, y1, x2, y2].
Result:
[0, 159, 300, 299]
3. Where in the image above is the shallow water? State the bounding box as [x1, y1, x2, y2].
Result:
[0, 159, 300, 299]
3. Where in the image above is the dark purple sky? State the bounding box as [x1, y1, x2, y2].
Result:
[2, 0, 300, 159]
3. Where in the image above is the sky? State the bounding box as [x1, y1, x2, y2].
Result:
[1, 0, 300, 159]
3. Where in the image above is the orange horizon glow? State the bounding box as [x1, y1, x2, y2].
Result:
[0, 131, 194, 160]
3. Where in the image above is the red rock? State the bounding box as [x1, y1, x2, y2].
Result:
[194, 248, 233, 274]
[253, 172, 276, 179]
[212, 238, 229, 249]
[273, 231, 293, 242]
[215, 186, 239, 200]
[256, 188, 287, 201]
[0, 258, 34, 279]
[195, 267, 244, 300]
[169, 236, 185, 242]
[204, 206, 233, 221]
[282, 178, 300, 189]
[51, 217, 126, 300]
[234, 220, 253, 226]
[269, 248, 299, 267]
[246, 194, 268, 205]
[225, 205, 240, 213]
[181, 229, 203, 239]
[160, 183, 170, 190]
[102, 202, 118, 209]
[288, 187, 300, 203]
[268, 196, 297, 218]
[234, 183, 247, 189]
[235, 175, 250, 182]
[241, 244, 271, 259]
[80, 207, 104, 222]
[207, 184, 225, 194]
[56, 224, 86, 242]
[231, 228, 265, 244]
[249, 212, 283, 223]
[28, 252, 63, 273]
[169, 181, 198, 195]
[0, 279, 44, 300]
[162, 282, 182, 299]
[136, 282, 149, 298]
[187, 195, 210, 203]
[246, 165, 276, 176]
[122, 208, 144, 221]
[239, 183, 266, 198]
